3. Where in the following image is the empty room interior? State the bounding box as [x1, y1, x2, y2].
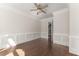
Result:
[0, 3, 79, 56]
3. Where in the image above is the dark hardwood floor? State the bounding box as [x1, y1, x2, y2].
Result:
[0, 38, 77, 56]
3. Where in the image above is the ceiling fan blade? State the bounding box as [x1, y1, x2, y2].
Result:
[41, 4, 48, 9]
[43, 5, 48, 9]
[40, 9, 46, 13]
[37, 12, 39, 15]
[37, 11, 42, 15]
[30, 9, 37, 11]
[38, 3, 41, 7]
[34, 3, 39, 7]
[34, 3, 42, 8]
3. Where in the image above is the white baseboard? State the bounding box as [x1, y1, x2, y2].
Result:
[69, 36, 79, 55]
[0, 32, 41, 48]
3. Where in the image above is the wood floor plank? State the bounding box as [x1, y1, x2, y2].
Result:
[0, 38, 77, 56]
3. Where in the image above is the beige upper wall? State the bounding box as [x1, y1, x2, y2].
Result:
[53, 8, 69, 34]
[41, 17, 53, 33]
[41, 8, 69, 34]
[0, 4, 41, 34]
[0, 3, 68, 34]
[69, 4, 79, 36]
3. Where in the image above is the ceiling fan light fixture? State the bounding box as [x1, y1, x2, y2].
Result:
[31, 3, 48, 15]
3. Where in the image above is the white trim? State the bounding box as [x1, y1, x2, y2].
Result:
[54, 33, 69, 37]
[69, 35, 79, 39]
[69, 35, 79, 55]
[69, 47, 79, 55]
[0, 32, 41, 48]
[53, 33, 69, 46]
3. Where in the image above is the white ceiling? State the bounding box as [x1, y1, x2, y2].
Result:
[3, 3, 68, 19]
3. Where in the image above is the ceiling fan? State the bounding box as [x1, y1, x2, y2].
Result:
[31, 3, 48, 15]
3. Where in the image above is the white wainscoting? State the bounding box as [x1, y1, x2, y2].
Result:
[0, 32, 41, 48]
[0, 32, 69, 48]
[53, 33, 69, 46]
[41, 32, 69, 46]
[69, 35, 79, 55]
